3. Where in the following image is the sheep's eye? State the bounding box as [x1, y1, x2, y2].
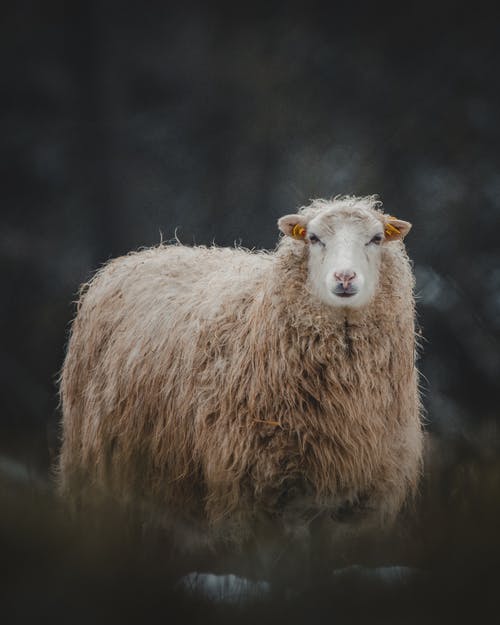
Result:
[309, 233, 321, 244]
[369, 233, 383, 245]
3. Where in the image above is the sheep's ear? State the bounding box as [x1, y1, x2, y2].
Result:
[278, 214, 308, 241]
[383, 216, 412, 241]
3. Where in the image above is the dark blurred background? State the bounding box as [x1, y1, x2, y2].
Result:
[1, 1, 500, 622]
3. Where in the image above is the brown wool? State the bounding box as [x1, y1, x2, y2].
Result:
[57, 196, 423, 541]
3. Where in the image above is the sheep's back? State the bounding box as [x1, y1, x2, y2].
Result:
[58, 245, 272, 510]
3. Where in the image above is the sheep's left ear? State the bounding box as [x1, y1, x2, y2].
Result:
[384, 216, 412, 241]
[278, 214, 308, 241]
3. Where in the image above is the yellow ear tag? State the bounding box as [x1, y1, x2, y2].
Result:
[384, 216, 400, 238]
[291, 223, 307, 240]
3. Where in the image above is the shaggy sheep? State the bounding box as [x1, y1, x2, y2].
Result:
[58, 195, 423, 541]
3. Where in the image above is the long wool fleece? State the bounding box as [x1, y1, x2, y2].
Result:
[58, 203, 422, 539]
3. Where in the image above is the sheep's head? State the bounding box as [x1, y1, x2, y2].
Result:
[278, 197, 411, 309]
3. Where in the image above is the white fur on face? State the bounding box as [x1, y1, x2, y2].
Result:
[306, 212, 385, 309]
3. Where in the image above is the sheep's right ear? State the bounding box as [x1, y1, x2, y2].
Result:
[384, 216, 412, 241]
[278, 214, 308, 241]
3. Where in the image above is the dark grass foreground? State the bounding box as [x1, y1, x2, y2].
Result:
[1, 433, 500, 624]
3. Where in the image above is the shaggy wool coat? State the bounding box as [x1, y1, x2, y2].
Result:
[58, 200, 423, 539]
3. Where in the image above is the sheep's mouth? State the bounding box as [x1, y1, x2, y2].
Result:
[334, 291, 357, 298]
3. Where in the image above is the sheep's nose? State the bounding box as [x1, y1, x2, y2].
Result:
[334, 270, 357, 289]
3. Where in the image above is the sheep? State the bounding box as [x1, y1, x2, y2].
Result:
[58, 195, 423, 543]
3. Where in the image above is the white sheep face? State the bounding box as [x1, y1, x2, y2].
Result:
[278, 205, 411, 309]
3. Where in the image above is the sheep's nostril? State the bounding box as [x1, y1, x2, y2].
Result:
[334, 270, 356, 287]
